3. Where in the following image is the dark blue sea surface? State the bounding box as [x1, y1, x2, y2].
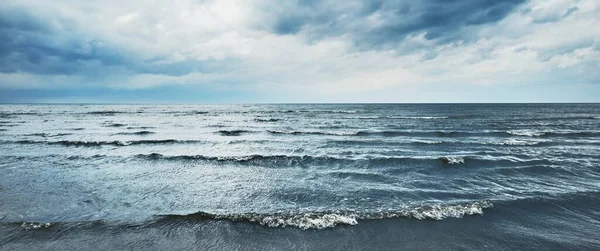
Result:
[1, 104, 599, 250]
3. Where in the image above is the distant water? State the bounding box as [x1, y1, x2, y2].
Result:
[1, 104, 599, 250]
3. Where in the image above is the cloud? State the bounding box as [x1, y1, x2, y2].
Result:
[0, 0, 599, 102]
[261, 0, 526, 50]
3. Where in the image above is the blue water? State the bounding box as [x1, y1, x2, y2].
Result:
[1, 104, 599, 250]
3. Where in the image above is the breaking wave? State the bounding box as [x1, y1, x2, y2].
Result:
[20, 222, 52, 230]
[506, 130, 600, 137]
[439, 156, 465, 165]
[157, 201, 492, 230]
[507, 130, 546, 137]
[135, 153, 477, 167]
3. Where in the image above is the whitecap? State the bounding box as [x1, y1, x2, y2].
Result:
[21, 222, 51, 230]
[440, 156, 465, 164]
[507, 130, 546, 137]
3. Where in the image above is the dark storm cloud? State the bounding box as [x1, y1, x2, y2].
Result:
[267, 0, 526, 50]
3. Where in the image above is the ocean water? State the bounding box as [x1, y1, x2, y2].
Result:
[1, 103, 599, 250]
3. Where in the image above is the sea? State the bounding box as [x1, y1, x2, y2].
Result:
[0, 103, 599, 250]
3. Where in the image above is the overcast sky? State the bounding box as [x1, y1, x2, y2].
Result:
[1, 0, 599, 103]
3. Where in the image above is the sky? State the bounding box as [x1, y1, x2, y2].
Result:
[1, 0, 599, 103]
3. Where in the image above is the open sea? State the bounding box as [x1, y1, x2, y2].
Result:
[0, 103, 599, 250]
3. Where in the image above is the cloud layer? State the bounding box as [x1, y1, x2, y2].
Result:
[1, 0, 599, 102]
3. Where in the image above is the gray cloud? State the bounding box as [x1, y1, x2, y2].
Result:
[0, 4, 233, 79]
[264, 0, 526, 50]
[0, 5, 130, 76]
[1, 0, 598, 100]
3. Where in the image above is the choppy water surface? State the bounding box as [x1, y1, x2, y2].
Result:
[1, 104, 599, 250]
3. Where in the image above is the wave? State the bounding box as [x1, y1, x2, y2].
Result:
[268, 130, 357, 136]
[105, 123, 127, 128]
[387, 116, 448, 119]
[25, 133, 72, 138]
[156, 201, 492, 230]
[126, 126, 155, 130]
[187, 111, 209, 115]
[135, 153, 474, 167]
[506, 130, 600, 137]
[271, 110, 358, 114]
[10, 201, 492, 231]
[172, 111, 210, 116]
[495, 139, 540, 146]
[115, 131, 155, 135]
[508, 116, 599, 121]
[342, 116, 449, 120]
[412, 140, 443, 145]
[19, 222, 52, 230]
[216, 130, 254, 136]
[439, 156, 465, 165]
[12, 139, 200, 147]
[354, 116, 380, 119]
[135, 153, 334, 164]
[254, 118, 281, 122]
[0, 112, 40, 116]
[87, 111, 126, 115]
[506, 130, 546, 137]
[355, 130, 466, 137]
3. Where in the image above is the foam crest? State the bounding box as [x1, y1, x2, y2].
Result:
[268, 130, 357, 136]
[160, 201, 492, 230]
[399, 201, 493, 220]
[440, 156, 465, 165]
[21, 222, 52, 230]
[388, 116, 448, 119]
[414, 140, 443, 144]
[507, 130, 546, 137]
[254, 213, 358, 230]
[500, 139, 540, 146]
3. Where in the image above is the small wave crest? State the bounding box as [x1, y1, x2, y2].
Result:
[413, 140, 443, 145]
[20, 222, 52, 230]
[217, 130, 254, 136]
[497, 139, 540, 146]
[14, 139, 195, 147]
[136, 153, 477, 168]
[105, 123, 127, 128]
[507, 130, 546, 137]
[439, 156, 465, 165]
[388, 116, 448, 119]
[254, 118, 281, 122]
[88, 111, 125, 115]
[25, 133, 72, 138]
[506, 130, 600, 138]
[268, 130, 357, 136]
[116, 131, 155, 135]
